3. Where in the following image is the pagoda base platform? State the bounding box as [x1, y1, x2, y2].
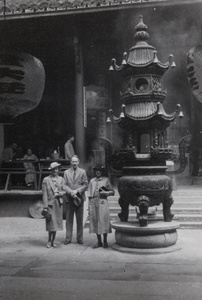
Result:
[111, 221, 180, 251]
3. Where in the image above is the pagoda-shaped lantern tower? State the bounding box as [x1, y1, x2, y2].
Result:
[105, 16, 181, 250]
[108, 15, 181, 168]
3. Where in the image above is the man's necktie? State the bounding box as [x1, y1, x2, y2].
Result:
[73, 170, 76, 181]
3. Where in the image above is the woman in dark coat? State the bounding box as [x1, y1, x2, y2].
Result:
[42, 162, 66, 248]
[88, 164, 114, 248]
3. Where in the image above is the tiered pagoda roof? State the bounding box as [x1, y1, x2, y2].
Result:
[109, 15, 180, 131]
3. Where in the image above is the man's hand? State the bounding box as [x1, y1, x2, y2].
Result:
[55, 192, 63, 198]
[71, 190, 78, 197]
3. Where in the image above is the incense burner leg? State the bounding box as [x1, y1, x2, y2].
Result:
[163, 195, 174, 222]
[118, 196, 129, 222]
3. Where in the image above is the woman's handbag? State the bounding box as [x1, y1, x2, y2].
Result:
[99, 186, 109, 192]
[41, 209, 52, 220]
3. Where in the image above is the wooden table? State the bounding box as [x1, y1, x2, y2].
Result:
[0, 160, 39, 191]
[0, 159, 70, 191]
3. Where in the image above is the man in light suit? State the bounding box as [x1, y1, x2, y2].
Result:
[63, 155, 88, 245]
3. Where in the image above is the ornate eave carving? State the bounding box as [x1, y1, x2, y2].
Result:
[0, 0, 200, 20]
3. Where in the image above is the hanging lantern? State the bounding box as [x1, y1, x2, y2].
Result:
[0, 52, 45, 123]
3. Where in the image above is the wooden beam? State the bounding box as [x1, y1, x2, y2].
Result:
[0, 0, 201, 21]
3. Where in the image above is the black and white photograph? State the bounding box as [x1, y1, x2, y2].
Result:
[1, 0, 202, 299]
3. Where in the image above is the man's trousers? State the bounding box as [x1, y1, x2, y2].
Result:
[65, 201, 84, 243]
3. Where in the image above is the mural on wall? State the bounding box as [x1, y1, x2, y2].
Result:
[0, 52, 45, 123]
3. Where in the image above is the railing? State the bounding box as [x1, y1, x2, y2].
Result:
[0, 159, 70, 191]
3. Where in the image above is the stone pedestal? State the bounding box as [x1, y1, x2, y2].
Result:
[114, 166, 180, 251]
[112, 221, 180, 251]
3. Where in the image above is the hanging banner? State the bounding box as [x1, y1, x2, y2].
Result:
[187, 46, 202, 103]
[98, 112, 106, 138]
[0, 52, 45, 122]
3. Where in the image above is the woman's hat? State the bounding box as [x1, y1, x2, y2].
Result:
[48, 162, 61, 170]
[93, 164, 105, 171]
[11, 143, 18, 150]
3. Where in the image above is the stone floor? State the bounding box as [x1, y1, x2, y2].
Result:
[1, 215, 202, 300]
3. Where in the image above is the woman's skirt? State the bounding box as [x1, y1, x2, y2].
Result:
[89, 197, 112, 234]
[46, 198, 63, 232]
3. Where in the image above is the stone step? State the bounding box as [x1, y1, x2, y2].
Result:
[173, 214, 202, 222]
[108, 206, 202, 215]
[111, 187, 202, 197]
[172, 202, 202, 207]
[109, 195, 202, 202]
[173, 196, 202, 202]
[179, 222, 202, 229]
[173, 199, 202, 207]
[109, 213, 202, 222]
[158, 208, 202, 214]
[173, 189, 202, 196]
[190, 177, 202, 185]
[108, 201, 202, 208]
[84, 220, 202, 230]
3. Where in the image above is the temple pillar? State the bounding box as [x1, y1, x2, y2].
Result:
[74, 34, 86, 165]
[0, 124, 4, 164]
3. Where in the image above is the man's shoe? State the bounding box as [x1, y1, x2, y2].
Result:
[52, 243, 57, 248]
[92, 242, 102, 249]
[64, 239, 71, 245]
[46, 242, 51, 248]
[77, 240, 83, 244]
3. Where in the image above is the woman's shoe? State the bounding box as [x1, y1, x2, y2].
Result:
[92, 242, 102, 249]
[46, 242, 51, 248]
[52, 243, 57, 248]
[103, 242, 108, 248]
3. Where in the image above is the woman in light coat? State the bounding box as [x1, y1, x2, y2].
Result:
[42, 162, 66, 248]
[88, 164, 114, 249]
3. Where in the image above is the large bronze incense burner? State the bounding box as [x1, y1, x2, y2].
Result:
[118, 170, 173, 227]
[102, 16, 183, 250]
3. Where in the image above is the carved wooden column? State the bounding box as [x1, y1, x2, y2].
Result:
[0, 124, 4, 164]
[74, 34, 86, 165]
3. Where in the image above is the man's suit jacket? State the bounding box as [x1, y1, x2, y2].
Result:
[42, 175, 66, 207]
[63, 167, 88, 203]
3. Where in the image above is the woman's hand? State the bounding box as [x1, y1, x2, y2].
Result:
[100, 190, 114, 197]
[99, 191, 108, 197]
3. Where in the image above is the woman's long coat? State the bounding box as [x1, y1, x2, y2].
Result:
[88, 176, 114, 234]
[42, 175, 66, 232]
